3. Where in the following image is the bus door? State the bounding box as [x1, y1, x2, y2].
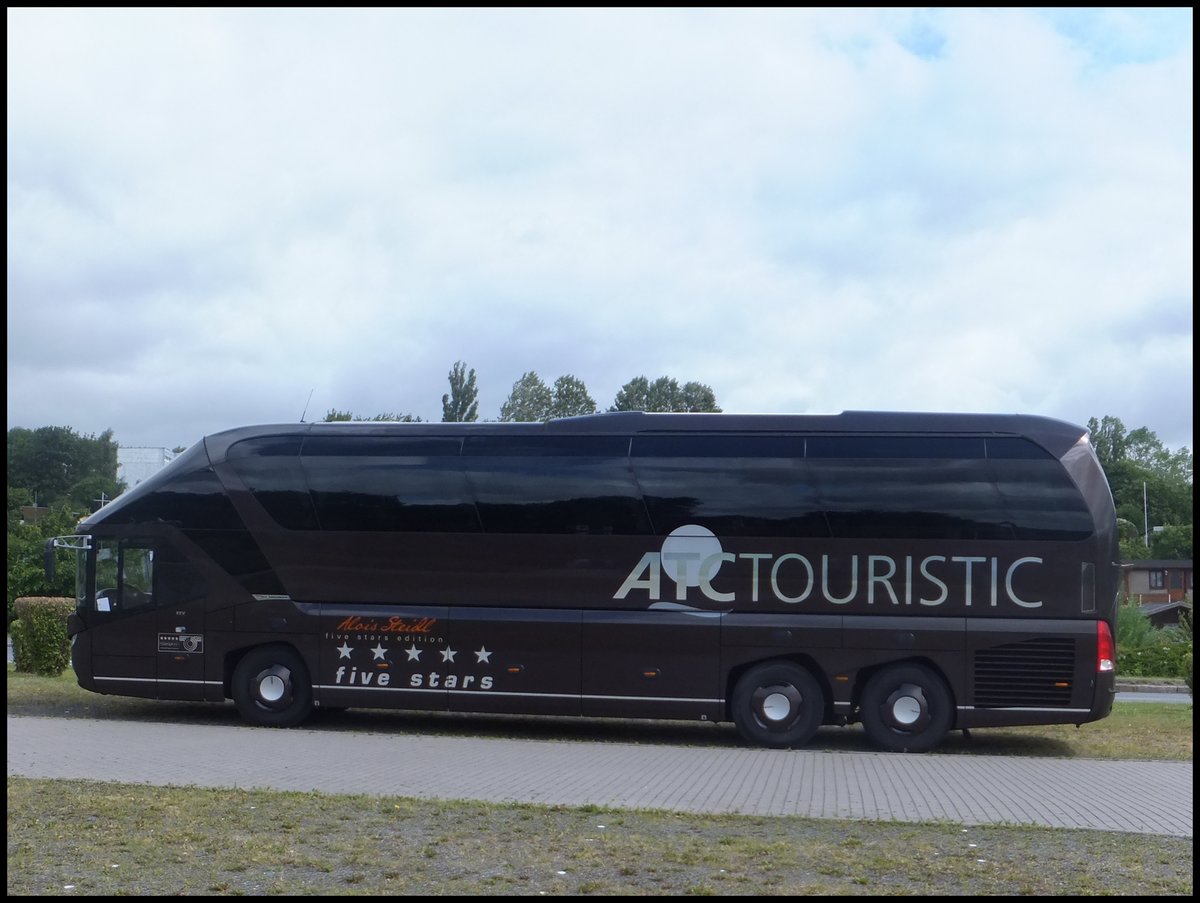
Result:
[86, 539, 207, 701]
[86, 539, 158, 699]
[152, 545, 209, 701]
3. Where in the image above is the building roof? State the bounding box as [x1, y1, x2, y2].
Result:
[1139, 600, 1191, 617]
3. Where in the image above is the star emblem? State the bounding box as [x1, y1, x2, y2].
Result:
[475, 646, 492, 664]
[440, 647, 457, 663]
[405, 644, 422, 662]
[371, 643, 387, 661]
[337, 642, 353, 660]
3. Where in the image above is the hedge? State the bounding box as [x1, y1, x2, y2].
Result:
[10, 596, 73, 676]
[1116, 633, 1192, 680]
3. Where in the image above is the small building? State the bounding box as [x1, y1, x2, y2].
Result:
[1121, 559, 1193, 606]
[117, 447, 177, 490]
[18, 505, 51, 524]
[1138, 600, 1190, 629]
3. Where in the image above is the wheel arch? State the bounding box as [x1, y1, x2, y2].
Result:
[850, 655, 958, 726]
[223, 640, 309, 701]
[724, 654, 834, 725]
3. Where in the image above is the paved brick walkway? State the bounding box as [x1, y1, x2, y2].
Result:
[7, 715, 1191, 838]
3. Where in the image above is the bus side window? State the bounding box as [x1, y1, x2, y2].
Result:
[96, 541, 120, 612]
[120, 545, 155, 611]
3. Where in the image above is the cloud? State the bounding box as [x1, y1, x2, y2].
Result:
[6, 8, 1193, 454]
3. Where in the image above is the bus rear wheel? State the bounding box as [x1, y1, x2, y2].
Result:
[731, 661, 825, 749]
[232, 645, 313, 727]
[859, 663, 953, 753]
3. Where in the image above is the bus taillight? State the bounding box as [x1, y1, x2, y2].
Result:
[1096, 620, 1115, 673]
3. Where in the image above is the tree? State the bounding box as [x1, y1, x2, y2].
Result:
[1151, 525, 1193, 560]
[1179, 605, 1193, 695]
[7, 485, 33, 532]
[549, 375, 598, 419]
[1088, 416, 1130, 472]
[364, 413, 422, 422]
[442, 361, 479, 423]
[323, 409, 422, 422]
[610, 376, 721, 413]
[500, 372, 553, 422]
[7, 504, 77, 627]
[500, 373, 598, 422]
[1089, 417, 1193, 488]
[7, 426, 121, 510]
[1087, 416, 1192, 559]
[66, 474, 126, 514]
[610, 376, 651, 412]
[679, 381, 721, 413]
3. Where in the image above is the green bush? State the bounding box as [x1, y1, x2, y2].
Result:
[7, 506, 78, 628]
[1178, 605, 1192, 693]
[10, 596, 73, 676]
[1116, 598, 1156, 648]
[1117, 640, 1191, 679]
[1113, 598, 1193, 681]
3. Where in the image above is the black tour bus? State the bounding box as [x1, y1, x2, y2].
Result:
[48, 411, 1120, 753]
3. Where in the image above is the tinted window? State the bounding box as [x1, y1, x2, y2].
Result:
[989, 458, 1093, 540]
[226, 437, 319, 530]
[464, 435, 630, 457]
[985, 437, 1054, 459]
[302, 437, 477, 533]
[631, 433, 1071, 541]
[806, 457, 1009, 540]
[304, 436, 462, 457]
[806, 435, 985, 459]
[112, 466, 245, 531]
[94, 540, 154, 615]
[632, 436, 826, 537]
[227, 435, 302, 459]
[633, 435, 806, 458]
[464, 453, 649, 535]
[184, 529, 283, 595]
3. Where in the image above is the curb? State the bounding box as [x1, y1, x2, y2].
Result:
[1115, 681, 1191, 694]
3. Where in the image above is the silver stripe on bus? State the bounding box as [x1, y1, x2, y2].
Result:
[318, 684, 721, 705]
[94, 676, 223, 688]
[577, 694, 723, 705]
[318, 685, 575, 699]
[957, 706, 1092, 714]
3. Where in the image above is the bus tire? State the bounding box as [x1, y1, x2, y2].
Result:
[731, 661, 825, 749]
[859, 663, 953, 753]
[232, 645, 313, 728]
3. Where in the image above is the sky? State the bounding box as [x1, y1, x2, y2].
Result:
[6, 8, 1194, 454]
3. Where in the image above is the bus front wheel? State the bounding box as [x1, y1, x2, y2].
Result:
[859, 663, 953, 753]
[731, 661, 825, 749]
[232, 645, 313, 728]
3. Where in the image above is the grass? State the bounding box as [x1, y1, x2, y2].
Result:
[6, 778, 1194, 896]
[7, 667, 1194, 895]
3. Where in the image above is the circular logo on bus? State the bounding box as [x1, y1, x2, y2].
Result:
[660, 524, 724, 587]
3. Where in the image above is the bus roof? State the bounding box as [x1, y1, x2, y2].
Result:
[200, 411, 1089, 463]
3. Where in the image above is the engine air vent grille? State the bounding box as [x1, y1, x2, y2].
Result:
[974, 637, 1075, 707]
